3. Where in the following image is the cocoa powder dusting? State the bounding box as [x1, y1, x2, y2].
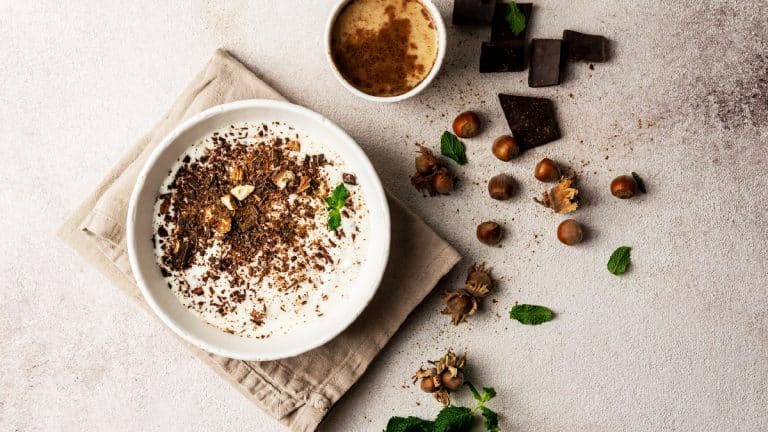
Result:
[331, 1, 436, 97]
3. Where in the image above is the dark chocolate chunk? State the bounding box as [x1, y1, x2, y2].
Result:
[529, 39, 562, 87]
[491, 2, 532, 42]
[498, 94, 561, 149]
[172, 237, 195, 270]
[234, 204, 260, 231]
[562, 30, 609, 62]
[479, 41, 526, 72]
[452, 0, 496, 26]
[342, 173, 357, 185]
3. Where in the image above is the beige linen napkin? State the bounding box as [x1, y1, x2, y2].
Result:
[57, 49, 461, 431]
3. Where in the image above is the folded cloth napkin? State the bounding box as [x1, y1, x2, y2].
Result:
[57, 49, 461, 431]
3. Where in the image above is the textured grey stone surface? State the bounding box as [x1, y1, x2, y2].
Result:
[1, 0, 766, 430]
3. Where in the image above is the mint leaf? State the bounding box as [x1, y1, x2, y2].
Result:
[466, 382, 482, 402]
[607, 246, 632, 275]
[434, 406, 473, 432]
[325, 183, 348, 209]
[505, 2, 526, 36]
[480, 387, 497, 403]
[384, 416, 434, 432]
[440, 132, 468, 165]
[325, 183, 348, 231]
[328, 209, 341, 231]
[480, 406, 500, 432]
[509, 304, 555, 325]
[631, 172, 646, 193]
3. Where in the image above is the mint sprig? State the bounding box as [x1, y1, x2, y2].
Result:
[509, 304, 555, 325]
[434, 406, 473, 432]
[384, 416, 434, 432]
[440, 132, 468, 165]
[467, 383, 500, 432]
[383, 382, 501, 432]
[607, 246, 632, 275]
[631, 172, 647, 193]
[325, 183, 348, 231]
[505, 2, 527, 37]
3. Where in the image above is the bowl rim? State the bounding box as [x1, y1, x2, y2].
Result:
[126, 98, 391, 360]
[324, 0, 447, 103]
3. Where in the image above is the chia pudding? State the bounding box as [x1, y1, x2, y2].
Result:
[152, 121, 369, 339]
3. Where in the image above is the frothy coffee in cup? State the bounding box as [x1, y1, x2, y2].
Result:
[330, 0, 438, 97]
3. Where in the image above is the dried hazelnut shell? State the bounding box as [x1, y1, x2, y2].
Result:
[488, 174, 514, 200]
[557, 219, 583, 245]
[535, 158, 560, 182]
[452, 111, 481, 138]
[611, 175, 638, 199]
[492, 135, 520, 161]
[476, 221, 502, 245]
[538, 177, 579, 214]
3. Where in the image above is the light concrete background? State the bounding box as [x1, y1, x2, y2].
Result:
[1, 0, 766, 430]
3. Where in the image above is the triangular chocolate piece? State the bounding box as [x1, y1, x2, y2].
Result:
[498, 94, 561, 149]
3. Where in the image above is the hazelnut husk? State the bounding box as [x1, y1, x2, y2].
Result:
[441, 263, 494, 325]
[476, 221, 502, 245]
[411, 146, 456, 196]
[412, 350, 467, 405]
[536, 177, 580, 214]
[441, 290, 478, 325]
[492, 135, 520, 161]
[611, 175, 638, 199]
[466, 263, 494, 291]
[452, 111, 481, 138]
[488, 174, 515, 200]
[557, 219, 583, 245]
[534, 158, 561, 182]
[415, 150, 438, 174]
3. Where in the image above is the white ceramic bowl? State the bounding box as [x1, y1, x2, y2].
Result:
[126, 99, 390, 360]
[325, 0, 447, 103]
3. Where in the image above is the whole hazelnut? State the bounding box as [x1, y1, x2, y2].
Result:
[488, 174, 514, 200]
[440, 370, 464, 391]
[492, 135, 520, 161]
[420, 376, 438, 393]
[415, 154, 437, 174]
[452, 111, 481, 138]
[610, 175, 638, 199]
[557, 219, 583, 245]
[534, 158, 561, 182]
[477, 221, 503, 245]
[432, 172, 454, 194]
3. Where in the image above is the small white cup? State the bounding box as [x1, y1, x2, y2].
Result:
[325, 0, 447, 103]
